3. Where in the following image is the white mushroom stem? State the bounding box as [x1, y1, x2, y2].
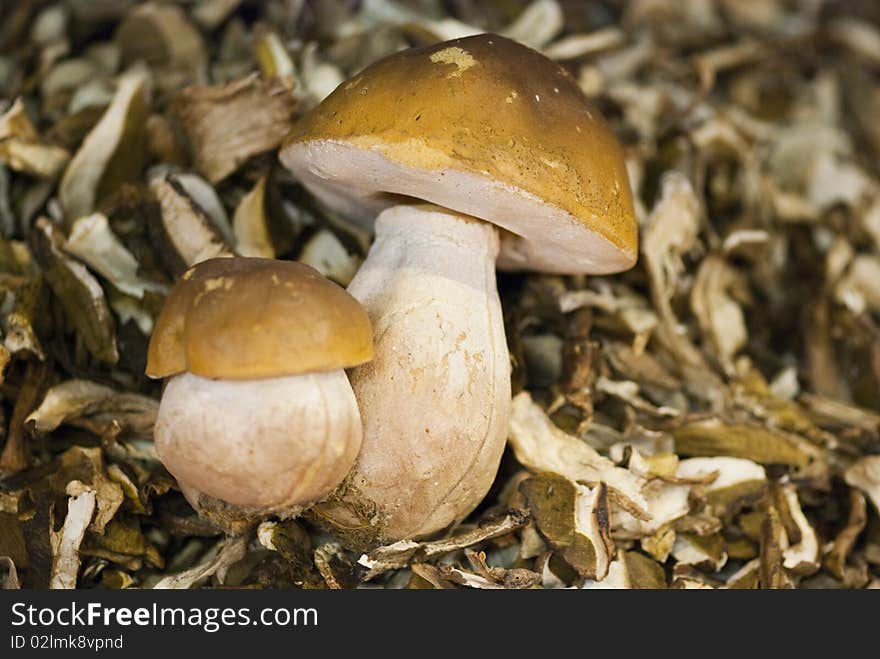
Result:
[154, 369, 362, 511]
[321, 204, 511, 540]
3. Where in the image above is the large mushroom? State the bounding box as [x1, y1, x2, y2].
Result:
[280, 34, 637, 546]
[146, 257, 373, 532]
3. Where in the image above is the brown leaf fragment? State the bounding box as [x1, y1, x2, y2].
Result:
[173, 75, 299, 183]
[825, 490, 867, 580]
[31, 218, 118, 364]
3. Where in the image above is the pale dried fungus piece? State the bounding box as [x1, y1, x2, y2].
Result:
[172, 75, 298, 184]
[59, 68, 150, 221]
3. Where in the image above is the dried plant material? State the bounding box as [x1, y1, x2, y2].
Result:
[254, 30, 296, 84]
[676, 457, 766, 517]
[826, 18, 880, 67]
[300, 43, 345, 104]
[543, 28, 624, 61]
[779, 484, 818, 574]
[49, 487, 96, 589]
[153, 535, 249, 589]
[192, 0, 242, 31]
[149, 176, 231, 274]
[173, 75, 298, 183]
[509, 391, 648, 517]
[672, 533, 727, 572]
[0, 99, 70, 178]
[31, 218, 118, 363]
[641, 172, 708, 371]
[298, 229, 361, 287]
[845, 457, 880, 515]
[115, 3, 206, 87]
[314, 543, 357, 590]
[465, 550, 541, 589]
[501, 0, 564, 50]
[65, 213, 167, 299]
[1, 556, 20, 589]
[520, 474, 614, 580]
[834, 255, 880, 315]
[0, 360, 50, 474]
[232, 175, 273, 257]
[799, 394, 880, 436]
[760, 505, 794, 589]
[825, 491, 867, 580]
[358, 510, 529, 581]
[580, 556, 631, 589]
[0, 245, 47, 359]
[623, 551, 666, 589]
[411, 562, 503, 590]
[59, 68, 150, 221]
[54, 447, 125, 534]
[671, 419, 814, 467]
[690, 255, 748, 371]
[0, 0, 878, 592]
[172, 174, 234, 244]
[27, 379, 157, 440]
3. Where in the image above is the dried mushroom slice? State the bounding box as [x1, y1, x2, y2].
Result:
[172, 74, 298, 184]
[59, 68, 150, 222]
[31, 218, 118, 364]
[520, 473, 614, 581]
[148, 176, 232, 275]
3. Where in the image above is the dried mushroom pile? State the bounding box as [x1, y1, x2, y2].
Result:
[1, 0, 880, 590]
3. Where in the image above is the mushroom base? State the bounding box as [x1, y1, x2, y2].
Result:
[310, 204, 511, 547]
[154, 369, 362, 530]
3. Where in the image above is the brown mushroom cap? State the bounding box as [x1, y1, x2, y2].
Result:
[146, 257, 373, 379]
[280, 33, 637, 275]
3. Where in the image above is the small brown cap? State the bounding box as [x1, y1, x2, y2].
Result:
[281, 33, 637, 275]
[146, 257, 373, 379]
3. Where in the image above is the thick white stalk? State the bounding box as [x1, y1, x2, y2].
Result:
[314, 204, 511, 543]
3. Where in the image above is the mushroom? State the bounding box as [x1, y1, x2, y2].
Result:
[280, 34, 638, 547]
[146, 257, 373, 533]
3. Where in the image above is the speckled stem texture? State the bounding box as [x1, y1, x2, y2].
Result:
[312, 204, 511, 545]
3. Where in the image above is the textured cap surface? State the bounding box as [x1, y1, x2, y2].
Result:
[146, 257, 373, 379]
[280, 33, 637, 274]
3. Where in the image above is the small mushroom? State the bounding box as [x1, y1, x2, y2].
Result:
[146, 257, 373, 533]
[280, 34, 638, 546]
